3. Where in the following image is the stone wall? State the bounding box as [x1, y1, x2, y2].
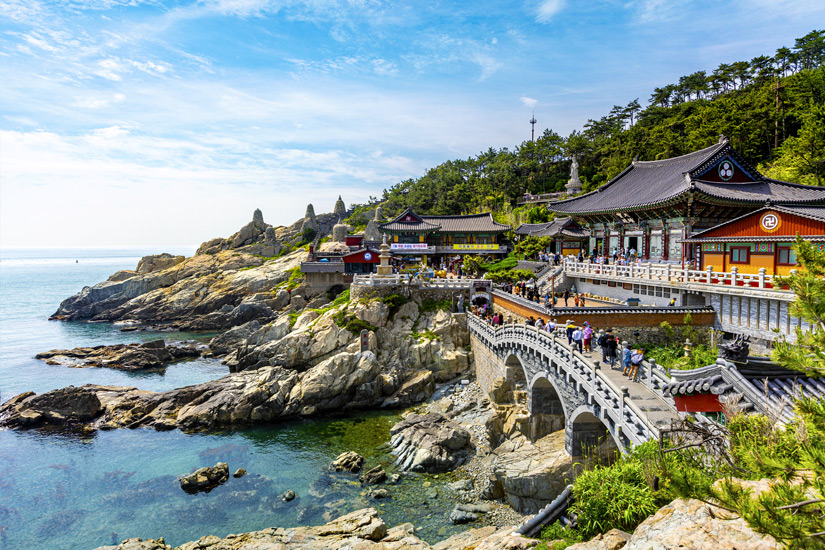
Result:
[470, 332, 504, 395]
[350, 283, 470, 305]
[570, 277, 684, 307]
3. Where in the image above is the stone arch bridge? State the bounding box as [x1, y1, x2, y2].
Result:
[469, 314, 679, 456]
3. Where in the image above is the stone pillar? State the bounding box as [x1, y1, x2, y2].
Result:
[376, 234, 393, 276]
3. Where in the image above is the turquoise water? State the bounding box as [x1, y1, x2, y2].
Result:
[0, 249, 467, 549]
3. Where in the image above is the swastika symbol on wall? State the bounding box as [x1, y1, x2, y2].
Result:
[760, 213, 780, 232]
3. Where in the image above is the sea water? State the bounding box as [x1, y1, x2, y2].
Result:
[0, 249, 465, 549]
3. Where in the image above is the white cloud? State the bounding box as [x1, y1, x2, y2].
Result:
[521, 96, 538, 108]
[535, 0, 566, 22]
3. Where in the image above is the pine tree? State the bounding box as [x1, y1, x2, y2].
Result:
[772, 235, 825, 377]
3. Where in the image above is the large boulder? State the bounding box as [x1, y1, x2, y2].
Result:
[389, 412, 472, 473]
[620, 497, 780, 549]
[179, 462, 230, 494]
[34, 340, 202, 371]
[486, 431, 579, 514]
[136, 253, 185, 274]
[0, 386, 103, 428]
[331, 451, 365, 473]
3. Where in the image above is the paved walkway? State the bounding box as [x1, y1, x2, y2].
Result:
[579, 348, 679, 432]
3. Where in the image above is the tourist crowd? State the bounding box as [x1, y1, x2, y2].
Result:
[470, 308, 646, 382]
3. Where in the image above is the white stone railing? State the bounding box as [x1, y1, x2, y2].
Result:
[468, 313, 670, 447]
[563, 260, 794, 297]
[352, 274, 479, 289]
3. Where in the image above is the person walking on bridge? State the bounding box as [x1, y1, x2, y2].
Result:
[602, 329, 618, 368]
[563, 289, 570, 307]
[566, 320, 575, 345]
[571, 326, 584, 353]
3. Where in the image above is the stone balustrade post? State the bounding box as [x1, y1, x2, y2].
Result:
[706, 265, 713, 283]
[647, 359, 657, 389]
[664, 264, 671, 282]
[758, 267, 766, 289]
[730, 266, 738, 287]
[645, 263, 651, 279]
[621, 386, 629, 419]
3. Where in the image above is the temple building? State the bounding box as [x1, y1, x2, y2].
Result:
[684, 205, 825, 275]
[377, 208, 511, 265]
[547, 136, 825, 264]
[513, 217, 590, 257]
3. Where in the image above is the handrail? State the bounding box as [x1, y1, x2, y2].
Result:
[467, 313, 671, 446]
[562, 260, 794, 298]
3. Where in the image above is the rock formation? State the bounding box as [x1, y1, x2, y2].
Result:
[35, 340, 203, 371]
[179, 462, 229, 493]
[333, 195, 346, 216]
[332, 218, 348, 243]
[484, 431, 582, 514]
[364, 207, 384, 242]
[389, 412, 472, 473]
[301, 203, 320, 235]
[331, 451, 365, 473]
[136, 253, 185, 274]
[93, 507, 537, 550]
[49, 247, 304, 331]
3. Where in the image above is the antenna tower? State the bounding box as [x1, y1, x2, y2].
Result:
[529, 111, 537, 142]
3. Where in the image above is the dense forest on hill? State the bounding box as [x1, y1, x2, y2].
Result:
[348, 30, 825, 226]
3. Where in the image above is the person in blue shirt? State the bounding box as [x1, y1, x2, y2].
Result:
[621, 341, 632, 376]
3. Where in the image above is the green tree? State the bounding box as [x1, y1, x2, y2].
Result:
[773, 235, 825, 377]
[772, 103, 825, 185]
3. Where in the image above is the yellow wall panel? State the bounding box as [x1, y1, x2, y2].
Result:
[702, 253, 725, 270]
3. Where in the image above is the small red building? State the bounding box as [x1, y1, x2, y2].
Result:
[342, 249, 380, 274]
[685, 205, 825, 276]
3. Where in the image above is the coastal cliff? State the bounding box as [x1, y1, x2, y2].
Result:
[49, 208, 334, 331]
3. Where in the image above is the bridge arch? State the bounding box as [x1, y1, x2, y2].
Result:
[503, 353, 528, 392]
[567, 405, 622, 459]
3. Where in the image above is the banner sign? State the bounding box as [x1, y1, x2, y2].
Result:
[453, 244, 499, 250]
[391, 243, 428, 250]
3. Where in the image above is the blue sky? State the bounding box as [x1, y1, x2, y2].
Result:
[1, 0, 823, 248]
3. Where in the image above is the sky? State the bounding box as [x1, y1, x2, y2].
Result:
[1, 1, 823, 249]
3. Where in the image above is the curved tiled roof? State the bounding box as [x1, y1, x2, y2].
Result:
[421, 212, 510, 233]
[548, 142, 727, 215]
[694, 179, 825, 204]
[514, 222, 554, 235]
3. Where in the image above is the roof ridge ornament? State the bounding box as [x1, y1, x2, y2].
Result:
[718, 134, 728, 144]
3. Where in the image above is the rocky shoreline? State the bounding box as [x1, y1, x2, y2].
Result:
[5, 208, 783, 550]
[35, 339, 206, 371]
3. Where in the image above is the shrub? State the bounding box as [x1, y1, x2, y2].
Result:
[332, 309, 378, 334]
[381, 293, 408, 316]
[420, 298, 452, 312]
[537, 521, 584, 550]
[571, 459, 659, 538]
[332, 288, 350, 307]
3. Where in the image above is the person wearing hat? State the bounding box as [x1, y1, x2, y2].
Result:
[566, 320, 575, 346]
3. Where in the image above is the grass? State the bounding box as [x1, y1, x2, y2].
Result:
[410, 329, 441, 342]
[332, 309, 378, 335]
[275, 267, 303, 291]
[381, 293, 408, 317]
[420, 298, 452, 313]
